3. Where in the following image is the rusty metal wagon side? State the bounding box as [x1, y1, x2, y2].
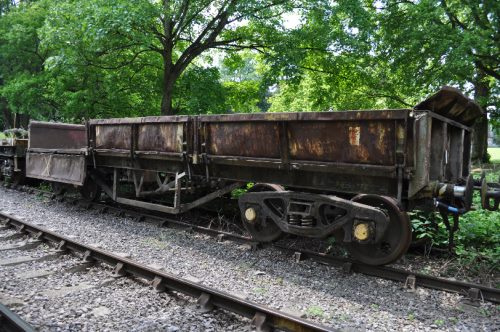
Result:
[24, 87, 498, 265]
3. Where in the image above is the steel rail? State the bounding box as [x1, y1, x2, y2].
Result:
[74, 199, 500, 305]
[9, 185, 500, 304]
[0, 303, 35, 332]
[271, 245, 500, 304]
[76, 199, 500, 305]
[0, 211, 333, 332]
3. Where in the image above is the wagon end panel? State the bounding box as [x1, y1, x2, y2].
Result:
[26, 121, 87, 185]
[408, 113, 432, 198]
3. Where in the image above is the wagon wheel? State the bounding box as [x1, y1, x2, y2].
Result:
[11, 171, 25, 186]
[80, 177, 102, 202]
[347, 195, 412, 265]
[242, 183, 285, 242]
[51, 182, 67, 196]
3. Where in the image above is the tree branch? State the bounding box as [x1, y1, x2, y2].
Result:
[475, 61, 500, 80]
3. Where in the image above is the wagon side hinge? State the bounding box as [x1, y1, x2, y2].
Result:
[192, 116, 200, 165]
[395, 120, 407, 203]
[130, 123, 138, 159]
[182, 121, 192, 182]
[200, 122, 210, 182]
[278, 121, 290, 171]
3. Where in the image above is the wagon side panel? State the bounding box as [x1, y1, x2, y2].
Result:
[200, 111, 406, 196]
[90, 117, 189, 174]
[287, 120, 396, 165]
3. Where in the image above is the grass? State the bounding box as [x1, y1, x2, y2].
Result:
[0, 132, 5, 139]
[306, 306, 325, 318]
[488, 147, 500, 163]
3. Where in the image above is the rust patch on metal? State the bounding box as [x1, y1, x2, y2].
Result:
[137, 123, 183, 153]
[349, 126, 360, 146]
[29, 122, 86, 150]
[95, 125, 131, 150]
[206, 122, 280, 158]
[288, 121, 395, 165]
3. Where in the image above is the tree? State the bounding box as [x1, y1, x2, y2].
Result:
[0, 0, 51, 127]
[221, 50, 271, 112]
[264, 0, 498, 161]
[375, 0, 499, 162]
[173, 66, 227, 114]
[42, 0, 291, 115]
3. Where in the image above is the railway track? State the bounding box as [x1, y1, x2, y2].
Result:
[0, 210, 332, 332]
[7, 184, 500, 305]
[0, 303, 34, 332]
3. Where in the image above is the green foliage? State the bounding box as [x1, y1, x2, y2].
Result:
[224, 80, 262, 113]
[173, 66, 227, 115]
[306, 305, 325, 318]
[221, 50, 272, 113]
[0, 0, 291, 121]
[231, 183, 254, 199]
[266, 0, 498, 126]
[38, 182, 52, 192]
[0, 0, 53, 119]
[411, 180, 500, 272]
[1, 0, 498, 122]
[489, 148, 500, 164]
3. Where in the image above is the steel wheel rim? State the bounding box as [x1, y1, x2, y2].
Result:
[81, 178, 101, 201]
[347, 195, 412, 265]
[242, 183, 284, 242]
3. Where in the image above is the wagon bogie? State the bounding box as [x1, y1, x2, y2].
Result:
[239, 191, 389, 240]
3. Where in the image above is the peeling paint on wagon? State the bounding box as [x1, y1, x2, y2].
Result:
[29, 121, 87, 150]
[206, 122, 281, 158]
[137, 123, 183, 153]
[349, 126, 360, 146]
[95, 125, 131, 150]
[287, 121, 394, 165]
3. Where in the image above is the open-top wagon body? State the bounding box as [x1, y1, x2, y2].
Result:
[25, 87, 497, 265]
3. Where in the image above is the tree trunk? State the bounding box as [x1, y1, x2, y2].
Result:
[1, 99, 13, 130]
[160, 61, 177, 116]
[471, 71, 490, 163]
[160, 79, 175, 115]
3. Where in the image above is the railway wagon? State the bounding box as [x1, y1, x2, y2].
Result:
[25, 87, 494, 265]
[0, 131, 28, 185]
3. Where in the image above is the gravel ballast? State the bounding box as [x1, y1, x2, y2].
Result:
[1, 186, 498, 331]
